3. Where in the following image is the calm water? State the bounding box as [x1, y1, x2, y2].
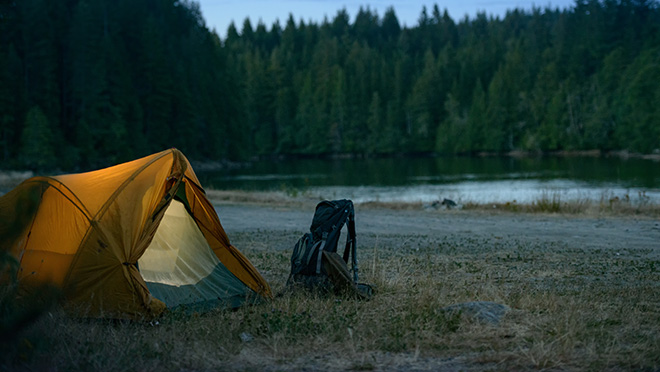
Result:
[197, 156, 660, 204]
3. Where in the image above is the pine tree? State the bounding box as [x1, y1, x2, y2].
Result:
[366, 92, 382, 153]
[617, 48, 660, 153]
[20, 106, 56, 170]
[0, 45, 22, 163]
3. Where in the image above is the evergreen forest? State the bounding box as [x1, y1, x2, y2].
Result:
[1, 0, 659, 171]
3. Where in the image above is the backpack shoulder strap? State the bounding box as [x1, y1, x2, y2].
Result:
[341, 203, 358, 283]
[315, 231, 328, 274]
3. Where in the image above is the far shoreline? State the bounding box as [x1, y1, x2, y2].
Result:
[243, 148, 660, 163]
[188, 148, 660, 173]
[0, 148, 657, 176]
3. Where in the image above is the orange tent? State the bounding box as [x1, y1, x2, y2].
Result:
[0, 149, 271, 319]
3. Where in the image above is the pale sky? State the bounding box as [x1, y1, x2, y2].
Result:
[196, 0, 577, 37]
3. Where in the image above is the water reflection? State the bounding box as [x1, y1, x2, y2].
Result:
[310, 180, 660, 204]
[198, 156, 660, 204]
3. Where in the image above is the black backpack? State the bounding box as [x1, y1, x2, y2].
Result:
[287, 199, 371, 297]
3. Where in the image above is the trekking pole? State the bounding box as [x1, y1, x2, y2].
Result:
[349, 216, 358, 283]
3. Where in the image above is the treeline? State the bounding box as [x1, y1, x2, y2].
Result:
[1, 0, 659, 171]
[0, 0, 240, 170]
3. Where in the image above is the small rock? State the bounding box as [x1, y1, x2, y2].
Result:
[425, 198, 460, 210]
[441, 198, 457, 209]
[239, 332, 254, 343]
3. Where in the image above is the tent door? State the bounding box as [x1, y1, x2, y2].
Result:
[138, 199, 249, 309]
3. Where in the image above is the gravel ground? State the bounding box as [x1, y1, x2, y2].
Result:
[218, 203, 660, 255]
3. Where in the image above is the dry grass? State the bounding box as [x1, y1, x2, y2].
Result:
[3, 227, 659, 371]
[205, 188, 660, 218]
[462, 190, 660, 218]
[2, 179, 659, 370]
[205, 189, 320, 209]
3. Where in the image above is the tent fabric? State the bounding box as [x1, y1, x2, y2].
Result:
[139, 200, 252, 309]
[0, 148, 271, 319]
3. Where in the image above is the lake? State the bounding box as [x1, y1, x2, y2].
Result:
[197, 155, 660, 205]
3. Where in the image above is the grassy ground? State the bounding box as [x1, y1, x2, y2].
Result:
[2, 205, 659, 371]
[1, 184, 659, 371]
[462, 190, 660, 217]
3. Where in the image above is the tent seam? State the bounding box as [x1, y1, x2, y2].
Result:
[15, 181, 48, 281]
[93, 149, 175, 222]
[25, 177, 93, 221]
[61, 149, 176, 290]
